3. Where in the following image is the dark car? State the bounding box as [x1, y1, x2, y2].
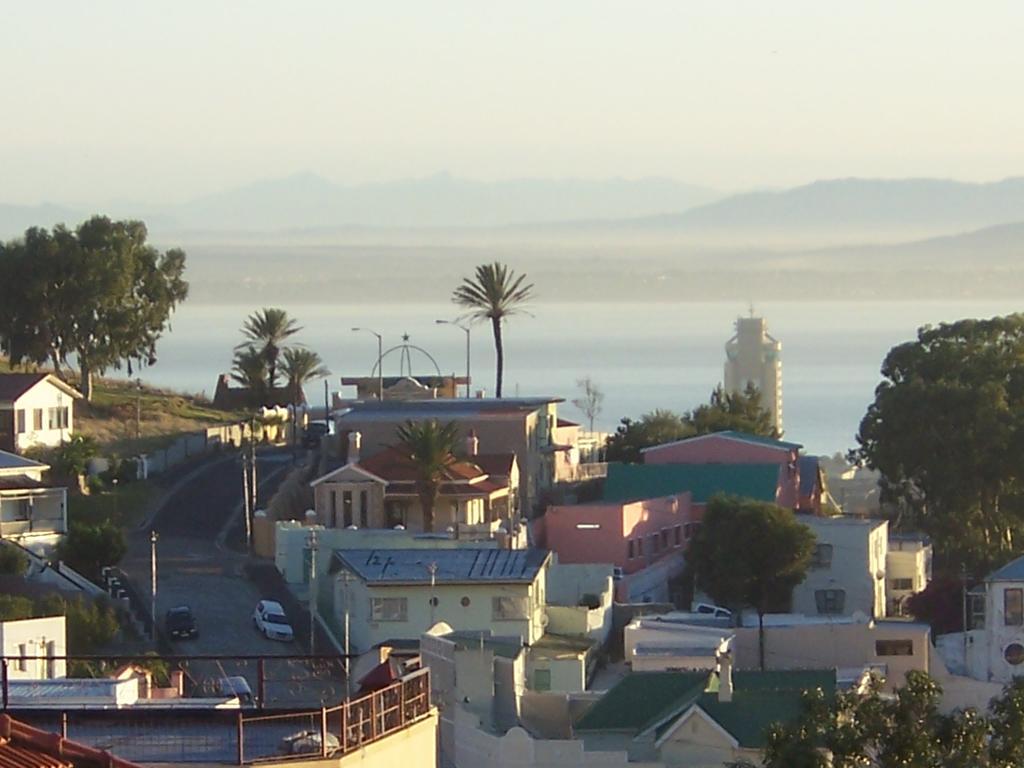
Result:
[303, 421, 330, 449]
[165, 605, 199, 640]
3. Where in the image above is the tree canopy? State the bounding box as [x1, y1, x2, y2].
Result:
[0, 216, 188, 400]
[394, 420, 461, 533]
[763, 671, 1024, 768]
[231, 308, 326, 408]
[853, 314, 1024, 573]
[452, 262, 533, 398]
[605, 385, 776, 462]
[687, 495, 815, 669]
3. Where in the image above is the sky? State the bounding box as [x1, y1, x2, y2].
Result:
[3, 1, 1023, 205]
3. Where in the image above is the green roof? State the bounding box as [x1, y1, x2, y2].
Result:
[574, 672, 708, 733]
[603, 463, 781, 504]
[577, 669, 835, 747]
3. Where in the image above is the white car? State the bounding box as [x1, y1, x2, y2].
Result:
[253, 599, 295, 642]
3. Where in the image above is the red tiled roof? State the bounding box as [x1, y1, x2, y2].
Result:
[471, 453, 516, 478]
[0, 714, 141, 768]
[358, 446, 489, 484]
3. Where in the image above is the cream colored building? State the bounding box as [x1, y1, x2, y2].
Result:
[886, 534, 933, 616]
[0, 374, 82, 454]
[724, 315, 782, 435]
[0, 450, 67, 553]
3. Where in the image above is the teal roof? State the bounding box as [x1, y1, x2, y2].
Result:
[576, 669, 834, 748]
[574, 672, 708, 733]
[603, 463, 781, 504]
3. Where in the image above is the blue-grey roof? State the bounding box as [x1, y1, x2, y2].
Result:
[0, 450, 47, 472]
[988, 555, 1024, 582]
[336, 397, 562, 421]
[333, 548, 550, 584]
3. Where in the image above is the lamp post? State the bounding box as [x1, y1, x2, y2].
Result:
[436, 320, 471, 398]
[150, 530, 159, 640]
[351, 327, 383, 401]
[307, 528, 318, 655]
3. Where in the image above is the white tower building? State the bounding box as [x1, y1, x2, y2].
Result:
[724, 314, 783, 435]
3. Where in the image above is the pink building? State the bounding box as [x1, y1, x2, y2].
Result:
[536, 492, 698, 602]
[640, 430, 821, 513]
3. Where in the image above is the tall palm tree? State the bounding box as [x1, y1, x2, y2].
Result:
[280, 347, 330, 406]
[237, 308, 302, 389]
[231, 345, 270, 407]
[394, 420, 460, 533]
[452, 262, 533, 398]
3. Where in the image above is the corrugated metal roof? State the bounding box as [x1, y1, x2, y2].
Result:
[336, 397, 562, 421]
[640, 430, 803, 455]
[603, 463, 780, 504]
[334, 547, 549, 584]
[0, 452, 47, 473]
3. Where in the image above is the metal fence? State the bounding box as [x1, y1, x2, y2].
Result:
[241, 668, 431, 763]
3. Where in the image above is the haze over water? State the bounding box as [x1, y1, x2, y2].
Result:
[114, 299, 1024, 456]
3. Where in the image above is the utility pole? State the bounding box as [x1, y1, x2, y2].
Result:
[150, 530, 159, 640]
[308, 529, 318, 655]
[341, 570, 352, 697]
[428, 562, 438, 626]
[241, 452, 251, 550]
[249, 415, 258, 510]
[962, 563, 969, 672]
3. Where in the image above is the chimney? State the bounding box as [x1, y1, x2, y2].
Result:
[466, 429, 479, 457]
[348, 431, 362, 464]
[717, 649, 733, 703]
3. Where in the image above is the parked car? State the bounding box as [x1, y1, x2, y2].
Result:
[213, 676, 255, 707]
[279, 729, 340, 756]
[165, 605, 199, 639]
[693, 602, 733, 619]
[253, 599, 295, 642]
[303, 421, 330, 448]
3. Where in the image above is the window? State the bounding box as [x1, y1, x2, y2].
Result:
[533, 668, 551, 692]
[684, 522, 700, 540]
[329, 491, 338, 527]
[385, 501, 407, 528]
[1006, 643, 1024, 666]
[32, 409, 43, 431]
[17, 644, 28, 672]
[370, 597, 408, 622]
[969, 593, 986, 630]
[460, 596, 471, 607]
[1005, 588, 1023, 626]
[627, 540, 635, 559]
[815, 589, 846, 615]
[890, 578, 914, 591]
[492, 596, 529, 621]
[359, 491, 369, 528]
[637, 538, 644, 557]
[811, 544, 833, 569]
[16, 410, 26, 434]
[875, 639, 914, 656]
[674, 526, 682, 546]
[342, 491, 353, 527]
[650, 534, 659, 554]
[661, 529, 670, 549]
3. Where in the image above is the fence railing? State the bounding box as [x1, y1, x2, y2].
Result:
[241, 668, 431, 763]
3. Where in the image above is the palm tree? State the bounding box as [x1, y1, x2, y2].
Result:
[280, 347, 330, 406]
[237, 308, 302, 389]
[394, 420, 461, 533]
[231, 345, 270, 407]
[452, 262, 533, 398]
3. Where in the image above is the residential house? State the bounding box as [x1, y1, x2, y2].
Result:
[796, 514, 889, 619]
[211, 373, 299, 410]
[538, 492, 697, 602]
[0, 450, 67, 553]
[0, 373, 81, 454]
[640, 430, 824, 513]
[331, 547, 552, 652]
[0, 615, 66, 680]
[574, 660, 836, 767]
[331, 397, 566, 515]
[886, 533, 933, 616]
[624, 615, 733, 673]
[310, 432, 518, 535]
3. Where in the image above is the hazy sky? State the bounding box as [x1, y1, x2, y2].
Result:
[3, 1, 1023, 204]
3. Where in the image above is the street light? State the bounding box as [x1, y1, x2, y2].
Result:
[150, 530, 159, 640]
[436, 320, 471, 398]
[351, 327, 383, 402]
[307, 529, 318, 655]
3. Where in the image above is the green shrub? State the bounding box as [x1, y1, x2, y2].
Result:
[0, 544, 28, 576]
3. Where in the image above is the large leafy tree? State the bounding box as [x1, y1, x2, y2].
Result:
[0, 217, 188, 400]
[237, 308, 302, 389]
[395, 420, 461, 533]
[687, 495, 814, 670]
[853, 314, 1024, 573]
[605, 409, 693, 463]
[452, 262, 533, 398]
[280, 348, 330, 407]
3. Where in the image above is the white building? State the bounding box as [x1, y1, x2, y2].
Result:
[0, 374, 82, 454]
[0, 450, 67, 553]
[0, 615, 67, 680]
[724, 315, 782, 435]
[886, 533, 933, 616]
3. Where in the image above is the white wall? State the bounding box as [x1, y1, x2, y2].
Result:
[11, 381, 75, 452]
[0, 616, 67, 680]
[794, 517, 887, 619]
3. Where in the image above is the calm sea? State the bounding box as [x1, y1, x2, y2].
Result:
[113, 300, 1024, 456]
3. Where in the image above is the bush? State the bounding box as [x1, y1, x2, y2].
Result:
[57, 521, 127, 581]
[0, 543, 28, 576]
[0, 594, 35, 621]
[36, 594, 120, 654]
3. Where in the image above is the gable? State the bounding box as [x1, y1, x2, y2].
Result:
[656, 705, 739, 750]
[309, 463, 387, 487]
